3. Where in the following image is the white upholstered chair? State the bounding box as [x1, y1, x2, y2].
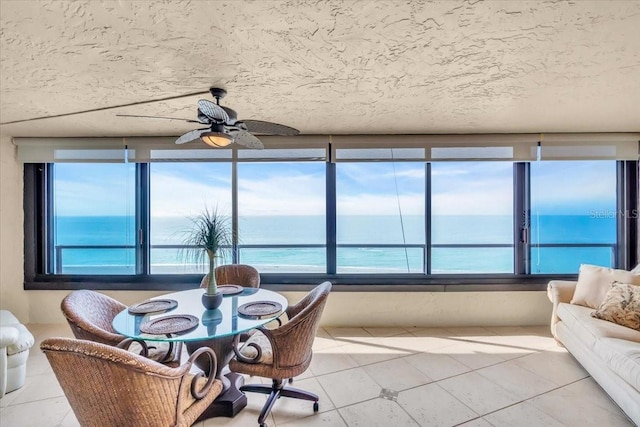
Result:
[0, 310, 34, 398]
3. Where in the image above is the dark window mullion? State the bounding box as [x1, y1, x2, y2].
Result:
[425, 162, 431, 275]
[45, 163, 55, 274]
[514, 162, 530, 275]
[631, 160, 639, 267]
[616, 161, 624, 268]
[326, 161, 337, 275]
[232, 150, 239, 264]
[136, 163, 150, 275]
[617, 160, 638, 269]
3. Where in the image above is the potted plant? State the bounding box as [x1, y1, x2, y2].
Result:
[183, 207, 232, 309]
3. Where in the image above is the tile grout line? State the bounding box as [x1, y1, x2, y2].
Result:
[307, 340, 564, 426]
[8, 328, 611, 427]
[450, 377, 599, 427]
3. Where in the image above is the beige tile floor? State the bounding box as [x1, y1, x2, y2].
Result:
[0, 324, 635, 427]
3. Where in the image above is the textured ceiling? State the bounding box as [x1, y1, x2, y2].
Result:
[1, 0, 639, 138]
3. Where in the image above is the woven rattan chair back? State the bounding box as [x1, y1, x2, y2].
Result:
[61, 290, 126, 346]
[41, 337, 221, 427]
[272, 280, 331, 372]
[230, 281, 332, 378]
[228, 282, 332, 427]
[207, 264, 260, 288]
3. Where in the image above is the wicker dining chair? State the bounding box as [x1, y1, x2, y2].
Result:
[200, 264, 261, 289]
[229, 281, 332, 427]
[61, 289, 181, 366]
[41, 337, 222, 427]
[206, 264, 263, 338]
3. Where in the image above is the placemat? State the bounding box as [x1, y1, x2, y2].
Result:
[218, 285, 244, 295]
[139, 314, 199, 335]
[128, 299, 178, 315]
[238, 301, 283, 318]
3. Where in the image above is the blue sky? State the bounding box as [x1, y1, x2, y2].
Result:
[531, 161, 617, 215]
[53, 160, 617, 217]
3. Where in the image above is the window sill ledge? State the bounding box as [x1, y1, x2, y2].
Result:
[24, 273, 573, 292]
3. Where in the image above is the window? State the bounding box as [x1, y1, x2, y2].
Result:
[336, 162, 425, 273]
[51, 163, 136, 274]
[530, 161, 618, 274]
[20, 134, 638, 290]
[237, 162, 326, 272]
[431, 162, 514, 274]
[149, 162, 232, 274]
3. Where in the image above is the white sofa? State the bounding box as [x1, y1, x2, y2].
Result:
[548, 280, 640, 425]
[0, 310, 35, 398]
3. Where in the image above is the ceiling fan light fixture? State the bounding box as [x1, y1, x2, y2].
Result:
[201, 131, 233, 147]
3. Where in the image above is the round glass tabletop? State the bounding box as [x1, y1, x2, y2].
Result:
[112, 288, 288, 342]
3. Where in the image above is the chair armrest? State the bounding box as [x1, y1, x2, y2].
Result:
[116, 338, 150, 357]
[232, 327, 270, 364]
[547, 280, 577, 304]
[547, 280, 577, 339]
[0, 326, 19, 348]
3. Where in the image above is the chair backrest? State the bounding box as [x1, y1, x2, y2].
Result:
[210, 264, 260, 288]
[272, 281, 331, 369]
[41, 337, 207, 427]
[61, 290, 126, 346]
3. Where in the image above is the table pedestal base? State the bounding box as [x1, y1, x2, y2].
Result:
[196, 372, 247, 420]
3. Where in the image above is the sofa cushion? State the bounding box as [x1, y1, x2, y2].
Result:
[571, 264, 640, 309]
[557, 303, 640, 349]
[594, 337, 640, 393]
[592, 282, 640, 331]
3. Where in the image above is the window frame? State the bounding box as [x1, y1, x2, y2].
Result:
[23, 159, 638, 292]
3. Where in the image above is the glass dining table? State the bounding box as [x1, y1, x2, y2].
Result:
[112, 287, 288, 419]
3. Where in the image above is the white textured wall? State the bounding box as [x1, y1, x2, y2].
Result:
[0, 135, 28, 320]
[25, 289, 551, 327]
[0, 134, 551, 325]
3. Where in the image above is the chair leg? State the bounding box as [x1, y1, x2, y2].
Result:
[242, 379, 319, 425]
[240, 383, 275, 395]
[279, 386, 318, 402]
[258, 388, 281, 426]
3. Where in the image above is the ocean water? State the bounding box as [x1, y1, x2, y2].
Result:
[53, 215, 616, 275]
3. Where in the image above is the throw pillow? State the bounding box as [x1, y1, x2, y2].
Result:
[571, 264, 640, 309]
[631, 263, 640, 274]
[592, 282, 640, 331]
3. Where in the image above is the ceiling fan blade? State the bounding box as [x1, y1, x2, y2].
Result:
[241, 120, 299, 136]
[1, 89, 211, 126]
[116, 114, 204, 124]
[233, 130, 264, 149]
[175, 128, 208, 145]
[197, 100, 230, 123]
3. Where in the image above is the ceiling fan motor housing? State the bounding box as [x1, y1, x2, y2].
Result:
[209, 123, 227, 133]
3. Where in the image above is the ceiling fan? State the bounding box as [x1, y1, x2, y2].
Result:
[117, 87, 300, 149]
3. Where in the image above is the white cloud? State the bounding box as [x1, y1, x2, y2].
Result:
[432, 190, 512, 215]
[55, 179, 134, 216]
[238, 173, 325, 215]
[431, 168, 470, 177]
[150, 173, 232, 217]
[380, 169, 425, 179]
[531, 173, 615, 205]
